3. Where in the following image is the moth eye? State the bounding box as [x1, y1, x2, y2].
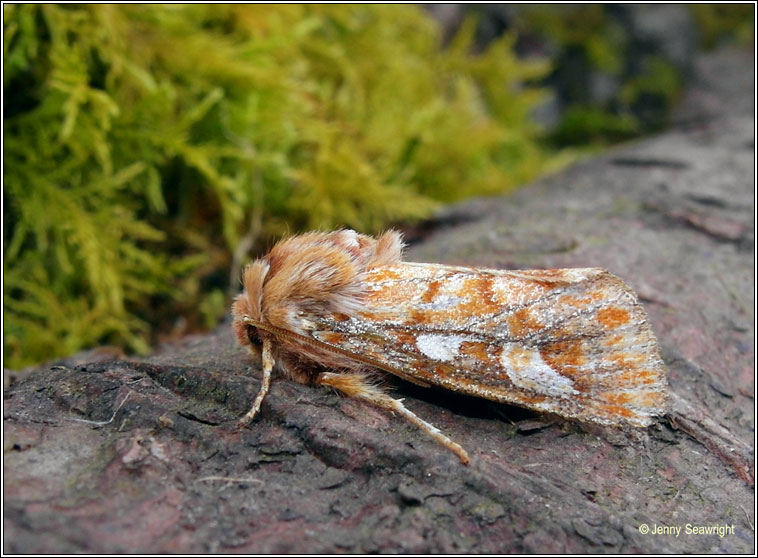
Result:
[246, 326, 263, 348]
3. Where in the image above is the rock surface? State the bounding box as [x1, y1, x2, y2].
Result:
[4, 48, 754, 553]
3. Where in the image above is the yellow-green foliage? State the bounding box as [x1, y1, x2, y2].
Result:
[4, 5, 555, 368]
[690, 4, 754, 48]
[513, 4, 753, 144]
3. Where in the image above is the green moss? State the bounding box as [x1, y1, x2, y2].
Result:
[4, 5, 557, 368]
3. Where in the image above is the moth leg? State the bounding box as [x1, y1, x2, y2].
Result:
[317, 372, 470, 465]
[238, 339, 274, 426]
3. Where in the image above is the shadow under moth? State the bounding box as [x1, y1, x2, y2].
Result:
[232, 229, 669, 464]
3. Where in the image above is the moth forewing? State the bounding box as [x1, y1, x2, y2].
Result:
[316, 264, 669, 427]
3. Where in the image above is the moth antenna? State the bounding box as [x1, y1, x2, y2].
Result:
[239, 338, 274, 425]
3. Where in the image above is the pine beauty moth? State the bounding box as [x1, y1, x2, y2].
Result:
[232, 230, 669, 464]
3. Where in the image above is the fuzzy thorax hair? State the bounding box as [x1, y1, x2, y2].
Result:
[231, 229, 404, 382]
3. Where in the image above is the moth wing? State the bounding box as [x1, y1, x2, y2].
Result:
[311, 263, 668, 427]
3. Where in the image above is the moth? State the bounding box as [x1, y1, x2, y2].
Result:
[232, 229, 669, 464]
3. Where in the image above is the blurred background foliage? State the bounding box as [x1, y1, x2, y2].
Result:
[3, 4, 754, 368]
[453, 3, 754, 145]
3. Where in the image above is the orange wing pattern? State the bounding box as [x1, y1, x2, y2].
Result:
[309, 263, 668, 427]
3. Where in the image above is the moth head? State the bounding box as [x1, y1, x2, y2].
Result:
[231, 259, 270, 351]
[232, 316, 264, 363]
